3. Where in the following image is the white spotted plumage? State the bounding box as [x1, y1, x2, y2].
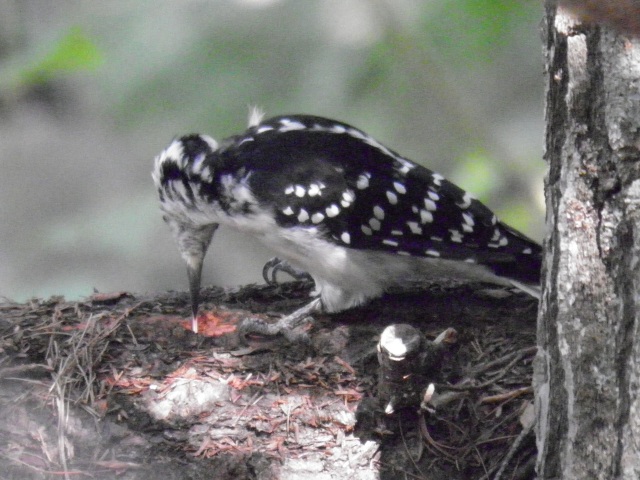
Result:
[356, 173, 370, 190]
[369, 218, 382, 231]
[153, 113, 542, 329]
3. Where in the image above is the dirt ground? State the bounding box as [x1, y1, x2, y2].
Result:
[0, 280, 538, 480]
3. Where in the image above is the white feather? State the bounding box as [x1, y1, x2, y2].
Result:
[248, 106, 266, 127]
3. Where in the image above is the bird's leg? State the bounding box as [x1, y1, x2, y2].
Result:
[239, 297, 322, 343]
[262, 257, 313, 285]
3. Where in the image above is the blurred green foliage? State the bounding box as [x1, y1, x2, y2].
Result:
[0, 25, 101, 93]
[20, 26, 102, 84]
[450, 150, 503, 201]
[424, 0, 538, 64]
[0, 1, 545, 301]
[497, 202, 536, 234]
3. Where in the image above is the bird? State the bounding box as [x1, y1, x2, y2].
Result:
[152, 111, 541, 336]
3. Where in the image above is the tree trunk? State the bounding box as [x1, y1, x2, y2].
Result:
[535, 3, 640, 478]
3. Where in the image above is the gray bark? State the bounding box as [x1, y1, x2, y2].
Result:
[535, 4, 640, 479]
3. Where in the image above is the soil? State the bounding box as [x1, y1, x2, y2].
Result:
[0, 280, 538, 480]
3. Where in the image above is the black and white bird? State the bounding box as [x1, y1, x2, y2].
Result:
[153, 112, 541, 335]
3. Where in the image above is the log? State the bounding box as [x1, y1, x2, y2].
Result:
[0, 281, 537, 479]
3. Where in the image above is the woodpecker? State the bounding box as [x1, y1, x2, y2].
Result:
[153, 112, 541, 335]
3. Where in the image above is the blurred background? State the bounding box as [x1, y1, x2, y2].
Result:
[0, 0, 545, 303]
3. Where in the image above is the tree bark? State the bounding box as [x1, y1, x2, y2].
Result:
[535, 3, 640, 478]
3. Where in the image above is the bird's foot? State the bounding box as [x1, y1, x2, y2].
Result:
[262, 257, 313, 285]
[239, 297, 322, 344]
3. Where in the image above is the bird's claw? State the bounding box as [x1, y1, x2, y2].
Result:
[262, 257, 313, 285]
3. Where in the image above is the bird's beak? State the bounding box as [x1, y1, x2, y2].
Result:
[178, 223, 219, 334]
[187, 259, 204, 333]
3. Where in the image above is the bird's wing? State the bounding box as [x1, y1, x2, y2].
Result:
[219, 115, 541, 283]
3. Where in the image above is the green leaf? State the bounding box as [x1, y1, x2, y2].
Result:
[20, 26, 102, 85]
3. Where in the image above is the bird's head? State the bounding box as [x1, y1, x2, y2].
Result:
[152, 134, 221, 332]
